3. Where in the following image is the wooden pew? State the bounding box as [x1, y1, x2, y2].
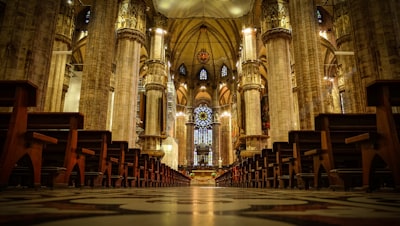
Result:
[138, 154, 150, 187]
[0, 81, 58, 188]
[272, 142, 295, 189]
[76, 130, 112, 187]
[314, 113, 391, 190]
[261, 148, 277, 188]
[107, 141, 128, 188]
[252, 154, 264, 188]
[288, 130, 329, 190]
[365, 80, 400, 190]
[124, 148, 140, 187]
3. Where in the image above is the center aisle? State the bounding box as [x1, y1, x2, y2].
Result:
[0, 186, 399, 225]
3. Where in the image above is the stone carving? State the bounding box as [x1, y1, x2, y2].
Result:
[262, 2, 290, 32]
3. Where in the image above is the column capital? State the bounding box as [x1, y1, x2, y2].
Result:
[117, 28, 146, 44]
[261, 28, 291, 43]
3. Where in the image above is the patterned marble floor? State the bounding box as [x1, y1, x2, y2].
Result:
[0, 186, 400, 226]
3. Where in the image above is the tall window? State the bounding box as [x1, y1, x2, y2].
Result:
[221, 65, 228, 77]
[339, 90, 345, 113]
[85, 10, 91, 24]
[199, 68, 207, 80]
[194, 104, 213, 166]
[179, 64, 187, 76]
[317, 9, 323, 24]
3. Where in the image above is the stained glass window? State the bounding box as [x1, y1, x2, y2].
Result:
[199, 68, 207, 80]
[194, 104, 213, 166]
[317, 9, 323, 24]
[221, 65, 228, 77]
[179, 64, 187, 76]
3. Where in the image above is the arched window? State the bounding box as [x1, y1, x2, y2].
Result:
[85, 10, 91, 24]
[221, 65, 228, 77]
[194, 104, 213, 166]
[199, 68, 207, 80]
[179, 64, 187, 76]
[317, 9, 323, 24]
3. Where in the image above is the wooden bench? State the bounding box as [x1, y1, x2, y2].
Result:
[314, 113, 394, 191]
[76, 130, 112, 187]
[365, 80, 400, 190]
[288, 130, 328, 190]
[261, 148, 277, 188]
[2, 112, 93, 188]
[138, 154, 150, 187]
[271, 142, 295, 189]
[0, 81, 58, 189]
[107, 141, 128, 188]
[124, 148, 140, 187]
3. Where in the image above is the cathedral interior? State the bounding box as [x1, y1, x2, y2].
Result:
[0, 0, 400, 225]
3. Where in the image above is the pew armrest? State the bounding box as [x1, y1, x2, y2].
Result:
[345, 132, 377, 144]
[80, 147, 95, 156]
[282, 157, 295, 163]
[304, 149, 321, 156]
[26, 131, 58, 144]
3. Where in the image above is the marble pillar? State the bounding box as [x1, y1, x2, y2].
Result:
[44, 1, 74, 112]
[112, 0, 146, 148]
[142, 16, 168, 158]
[333, 1, 363, 113]
[289, 0, 325, 129]
[347, 0, 400, 109]
[240, 27, 268, 157]
[262, 0, 298, 143]
[0, 0, 61, 111]
[212, 87, 221, 166]
[79, 0, 119, 129]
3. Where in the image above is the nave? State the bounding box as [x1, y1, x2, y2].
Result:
[1, 186, 400, 226]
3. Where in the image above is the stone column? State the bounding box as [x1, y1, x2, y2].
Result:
[289, 0, 325, 129]
[220, 108, 233, 165]
[212, 87, 221, 166]
[240, 27, 268, 158]
[176, 110, 187, 166]
[112, 0, 146, 148]
[0, 0, 61, 111]
[332, 1, 362, 113]
[44, 1, 74, 112]
[79, 0, 118, 129]
[262, 0, 297, 143]
[141, 15, 168, 158]
[348, 0, 400, 107]
[185, 88, 195, 166]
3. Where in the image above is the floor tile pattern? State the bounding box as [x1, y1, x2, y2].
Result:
[1, 187, 400, 226]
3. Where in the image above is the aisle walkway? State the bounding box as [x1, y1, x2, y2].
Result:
[1, 186, 400, 226]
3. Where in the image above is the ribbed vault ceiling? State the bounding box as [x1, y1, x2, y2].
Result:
[153, 0, 255, 19]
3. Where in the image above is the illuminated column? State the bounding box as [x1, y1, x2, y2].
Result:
[186, 104, 195, 166]
[176, 110, 187, 166]
[212, 87, 221, 166]
[79, 0, 119, 129]
[220, 109, 233, 165]
[0, 0, 61, 111]
[44, 1, 74, 112]
[142, 15, 168, 158]
[261, 0, 297, 142]
[240, 27, 268, 158]
[289, 0, 325, 129]
[112, 0, 146, 148]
